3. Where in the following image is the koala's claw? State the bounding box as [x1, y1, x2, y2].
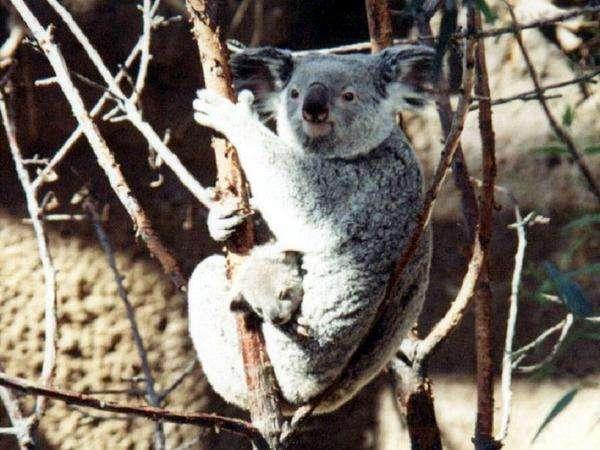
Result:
[193, 89, 255, 135]
[207, 197, 252, 242]
[237, 90, 255, 111]
[193, 89, 235, 134]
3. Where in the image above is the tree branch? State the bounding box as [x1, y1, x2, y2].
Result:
[505, 1, 600, 204]
[365, 0, 393, 52]
[42, 0, 213, 209]
[469, 7, 498, 449]
[185, 1, 284, 448]
[292, 5, 600, 56]
[0, 84, 57, 437]
[9, 0, 186, 289]
[85, 199, 165, 450]
[469, 70, 599, 112]
[497, 206, 532, 442]
[0, 372, 267, 447]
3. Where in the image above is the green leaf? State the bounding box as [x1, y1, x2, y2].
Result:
[563, 213, 600, 231]
[532, 388, 578, 442]
[562, 105, 574, 127]
[584, 145, 600, 155]
[582, 333, 600, 341]
[534, 145, 568, 157]
[567, 263, 600, 278]
[474, 0, 497, 24]
[544, 262, 593, 317]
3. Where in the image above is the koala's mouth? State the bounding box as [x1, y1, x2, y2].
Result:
[302, 121, 333, 139]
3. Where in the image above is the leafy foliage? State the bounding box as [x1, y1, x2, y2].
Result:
[563, 213, 600, 230]
[584, 144, 600, 155]
[474, 0, 497, 24]
[561, 104, 575, 127]
[532, 388, 579, 442]
[534, 145, 569, 157]
[543, 262, 593, 317]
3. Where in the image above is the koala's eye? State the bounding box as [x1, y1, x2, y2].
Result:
[342, 91, 355, 102]
[290, 88, 300, 99]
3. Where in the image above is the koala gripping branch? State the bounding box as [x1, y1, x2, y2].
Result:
[185, 1, 284, 448]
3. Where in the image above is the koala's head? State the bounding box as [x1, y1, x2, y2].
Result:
[231, 45, 434, 159]
[233, 248, 303, 325]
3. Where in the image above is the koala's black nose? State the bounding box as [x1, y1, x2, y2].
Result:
[302, 83, 329, 123]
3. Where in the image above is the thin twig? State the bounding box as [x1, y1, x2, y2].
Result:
[511, 320, 566, 361]
[22, 214, 86, 223]
[85, 200, 165, 450]
[498, 207, 532, 441]
[9, 0, 187, 289]
[158, 360, 197, 404]
[0, 17, 26, 68]
[31, 36, 146, 191]
[470, 70, 600, 111]
[0, 85, 57, 430]
[0, 363, 35, 450]
[384, 31, 477, 319]
[505, 1, 600, 204]
[130, 0, 154, 107]
[0, 371, 268, 447]
[42, 0, 213, 209]
[293, 6, 600, 56]
[515, 314, 575, 373]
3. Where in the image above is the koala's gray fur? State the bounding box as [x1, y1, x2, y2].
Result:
[188, 45, 433, 413]
[230, 244, 304, 326]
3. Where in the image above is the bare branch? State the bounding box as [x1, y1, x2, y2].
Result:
[0, 14, 26, 68]
[42, 0, 213, 209]
[385, 37, 477, 320]
[293, 5, 600, 56]
[511, 319, 566, 361]
[9, 0, 186, 289]
[498, 206, 532, 442]
[365, 0, 393, 52]
[515, 314, 575, 373]
[130, 0, 152, 107]
[470, 70, 600, 111]
[158, 361, 197, 404]
[0, 85, 57, 430]
[0, 372, 268, 447]
[249, 0, 264, 47]
[0, 363, 35, 449]
[186, 1, 284, 448]
[505, 1, 600, 204]
[85, 200, 165, 450]
[31, 32, 153, 191]
[469, 8, 498, 448]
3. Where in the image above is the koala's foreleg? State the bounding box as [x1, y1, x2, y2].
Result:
[193, 89, 326, 252]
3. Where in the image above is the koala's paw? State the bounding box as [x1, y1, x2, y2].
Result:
[207, 196, 251, 242]
[193, 89, 254, 135]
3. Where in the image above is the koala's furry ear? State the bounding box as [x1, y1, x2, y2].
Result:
[376, 45, 435, 109]
[230, 47, 294, 115]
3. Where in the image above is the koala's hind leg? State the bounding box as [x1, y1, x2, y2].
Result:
[187, 255, 248, 409]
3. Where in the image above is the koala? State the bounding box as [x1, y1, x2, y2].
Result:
[188, 45, 433, 413]
[229, 243, 304, 327]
